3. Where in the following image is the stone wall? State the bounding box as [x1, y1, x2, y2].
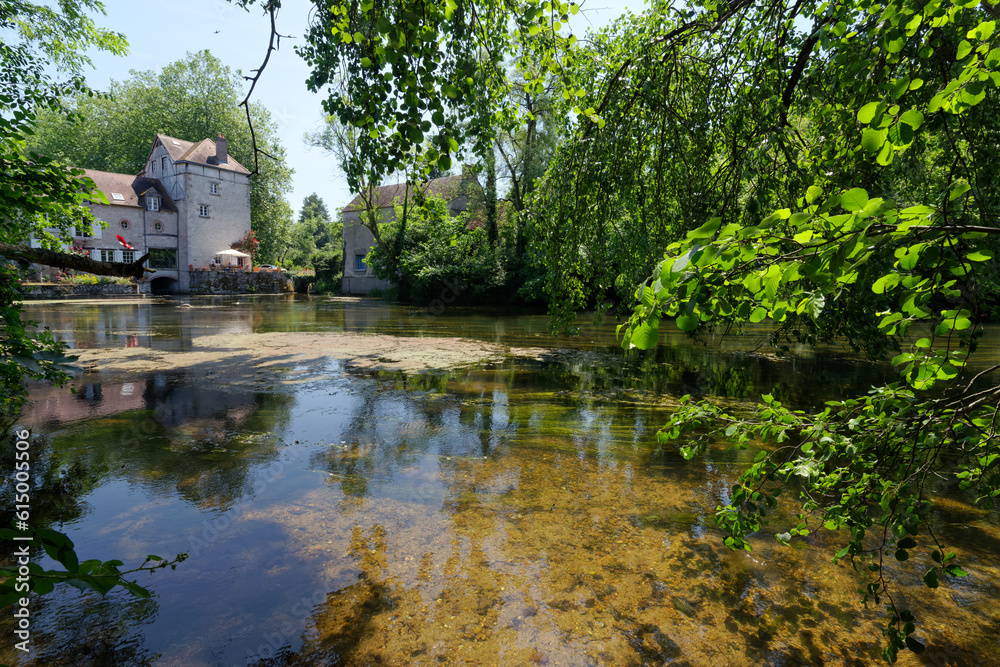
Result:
[22, 283, 144, 299]
[188, 270, 293, 295]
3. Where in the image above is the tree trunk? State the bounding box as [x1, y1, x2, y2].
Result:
[485, 147, 498, 246]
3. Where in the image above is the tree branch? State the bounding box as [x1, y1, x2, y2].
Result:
[239, 0, 292, 177]
[0, 243, 152, 279]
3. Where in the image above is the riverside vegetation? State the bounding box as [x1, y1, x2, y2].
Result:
[2, 0, 999, 661]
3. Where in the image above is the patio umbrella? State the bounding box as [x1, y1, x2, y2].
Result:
[214, 248, 251, 267]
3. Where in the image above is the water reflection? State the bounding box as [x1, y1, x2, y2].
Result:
[2, 299, 998, 666]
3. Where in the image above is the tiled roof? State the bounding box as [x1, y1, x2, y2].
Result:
[155, 133, 250, 174]
[343, 174, 470, 212]
[83, 169, 176, 212]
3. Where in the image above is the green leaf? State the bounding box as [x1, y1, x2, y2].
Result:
[676, 314, 699, 332]
[686, 217, 721, 240]
[888, 122, 914, 146]
[899, 109, 924, 130]
[957, 40, 973, 60]
[923, 567, 939, 588]
[861, 128, 885, 153]
[857, 102, 880, 124]
[872, 273, 900, 294]
[630, 321, 660, 349]
[966, 249, 993, 262]
[841, 188, 869, 212]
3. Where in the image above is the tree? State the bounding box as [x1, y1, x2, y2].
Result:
[0, 0, 135, 425]
[601, 0, 1000, 662]
[27, 50, 296, 264]
[284, 194, 343, 271]
[366, 196, 506, 303]
[294, 0, 580, 192]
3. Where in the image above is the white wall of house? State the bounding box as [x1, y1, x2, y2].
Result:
[341, 210, 391, 295]
[150, 140, 251, 292]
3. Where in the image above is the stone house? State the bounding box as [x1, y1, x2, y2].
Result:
[32, 133, 251, 293]
[341, 166, 482, 295]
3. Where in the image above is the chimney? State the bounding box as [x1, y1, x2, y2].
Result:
[216, 133, 228, 164]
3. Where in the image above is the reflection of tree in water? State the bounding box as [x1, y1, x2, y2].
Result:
[0, 589, 159, 667]
[526, 344, 892, 410]
[248, 353, 925, 666]
[309, 371, 480, 500]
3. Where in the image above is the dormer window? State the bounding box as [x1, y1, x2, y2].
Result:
[147, 196, 160, 211]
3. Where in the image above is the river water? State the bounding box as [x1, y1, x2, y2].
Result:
[1, 295, 997, 666]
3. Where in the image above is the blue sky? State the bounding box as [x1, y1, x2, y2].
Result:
[81, 0, 644, 217]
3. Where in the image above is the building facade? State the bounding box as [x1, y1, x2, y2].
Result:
[33, 133, 251, 293]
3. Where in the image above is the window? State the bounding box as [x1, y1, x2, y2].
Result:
[199, 205, 209, 217]
[100, 249, 115, 263]
[147, 196, 160, 211]
[150, 161, 156, 175]
[77, 225, 93, 238]
[210, 183, 219, 195]
[120, 220, 129, 230]
[154, 221, 163, 232]
[148, 249, 177, 269]
[111, 192, 125, 202]
[121, 250, 134, 264]
[161, 156, 167, 171]
[354, 254, 367, 272]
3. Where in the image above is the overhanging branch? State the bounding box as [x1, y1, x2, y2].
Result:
[0, 243, 153, 280]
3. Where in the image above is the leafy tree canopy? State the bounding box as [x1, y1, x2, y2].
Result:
[294, 0, 580, 190]
[284, 193, 342, 269]
[593, 0, 1000, 661]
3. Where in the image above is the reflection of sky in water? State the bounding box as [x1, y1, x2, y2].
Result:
[2, 298, 999, 666]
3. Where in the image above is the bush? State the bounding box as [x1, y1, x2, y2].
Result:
[57, 274, 133, 286]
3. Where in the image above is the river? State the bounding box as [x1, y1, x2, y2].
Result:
[1, 295, 997, 666]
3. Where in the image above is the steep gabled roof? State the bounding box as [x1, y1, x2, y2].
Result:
[343, 174, 470, 212]
[83, 169, 177, 212]
[154, 133, 250, 175]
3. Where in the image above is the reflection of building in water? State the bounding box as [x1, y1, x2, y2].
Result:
[24, 371, 294, 512]
[25, 372, 264, 430]
[27, 380, 147, 424]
